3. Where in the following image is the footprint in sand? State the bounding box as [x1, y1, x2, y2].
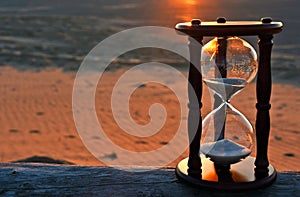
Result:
[274, 136, 282, 141]
[36, 111, 44, 116]
[29, 130, 41, 134]
[276, 103, 287, 110]
[91, 136, 101, 140]
[160, 141, 169, 145]
[135, 140, 148, 144]
[291, 130, 300, 134]
[9, 129, 20, 133]
[170, 115, 175, 119]
[100, 152, 117, 160]
[65, 135, 76, 139]
[137, 84, 146, 88]
[284, 153, 295, 157]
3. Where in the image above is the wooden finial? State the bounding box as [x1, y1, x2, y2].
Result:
[217, 17, 227, 23]
[191, 19, 201, 25]
[261, 17, 272, 23]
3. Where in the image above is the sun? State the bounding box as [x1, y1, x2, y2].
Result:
[185, 0, 197, 5]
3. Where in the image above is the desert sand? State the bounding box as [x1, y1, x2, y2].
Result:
[0, 66, 299, 171]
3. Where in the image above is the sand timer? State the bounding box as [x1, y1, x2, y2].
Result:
[200, 37, 257, 168]
[175, 17, 283, 190]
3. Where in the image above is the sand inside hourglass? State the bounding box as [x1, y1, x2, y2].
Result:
[203, 78, 247, 101]
[200, 139, 251, 165]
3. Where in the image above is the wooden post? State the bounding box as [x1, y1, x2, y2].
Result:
[187, 19, 203, 178]
[255, 19, 274, 178]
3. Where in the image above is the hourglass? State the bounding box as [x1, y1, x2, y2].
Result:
[201, 36, 257, 168]
[175, 17, 283, 190]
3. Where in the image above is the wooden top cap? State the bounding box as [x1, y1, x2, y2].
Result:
[175, 18, 283, 37]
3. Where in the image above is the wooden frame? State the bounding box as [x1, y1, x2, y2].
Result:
[175, 17, 283, 190]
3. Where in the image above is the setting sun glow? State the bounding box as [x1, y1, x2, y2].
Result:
[164, 0, 222, 22]
[185, 0, 197, 5]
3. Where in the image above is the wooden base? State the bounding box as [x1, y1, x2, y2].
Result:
[176, 156, 277, 190]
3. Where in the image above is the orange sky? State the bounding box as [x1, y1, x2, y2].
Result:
[165, 0, 221, 22]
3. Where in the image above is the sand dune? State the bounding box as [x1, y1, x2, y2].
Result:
[0, 67, 299, 171]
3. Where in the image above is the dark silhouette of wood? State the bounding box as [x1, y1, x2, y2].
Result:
[186, 21, 203, 178]
[0, 163, 299, 196]
[175, 17, 283, 190]
[177, 156, 277, 190]
[175, 20, 283, 37]
[216, 37, 228, 78]
[255, 33, 274, 178]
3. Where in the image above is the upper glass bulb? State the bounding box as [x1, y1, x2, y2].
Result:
[201, 36, 258, 83]
[201, 37, 258, 101]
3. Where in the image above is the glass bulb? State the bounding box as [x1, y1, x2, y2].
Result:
[201, 36, 258, 85]
[200, 36, 257, 166]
